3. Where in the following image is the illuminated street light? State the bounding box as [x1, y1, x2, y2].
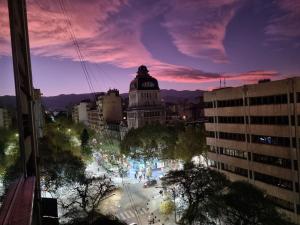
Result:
[15, 133, 19, 137]
[67, 128, 71, 132]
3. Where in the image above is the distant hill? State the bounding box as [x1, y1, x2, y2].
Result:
[0, 89, 203, 111]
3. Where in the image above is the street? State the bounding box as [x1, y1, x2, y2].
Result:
[99, 180, 175, 225]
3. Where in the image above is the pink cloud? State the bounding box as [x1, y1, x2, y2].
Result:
[150, 64, 279, 84]
[162, 0, 239, 63]
[0, 0, 285, 88]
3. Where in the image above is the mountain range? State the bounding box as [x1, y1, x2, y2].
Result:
[0, 89, 203, 111]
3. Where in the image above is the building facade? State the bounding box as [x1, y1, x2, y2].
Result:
[72, 100, 92, 125]
[84, 89, 123, 134]
[127, 65, 165, 129]
[96, 89, 122, 125]
[33, 89, 45, 138]
[0, 107, 11, 128]
[204, 77, 300, 223]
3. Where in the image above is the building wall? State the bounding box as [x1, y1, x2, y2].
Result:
[101, 92, 122, 123]
[204, 77, 300, 223]
[127, 89, 165, 129]
[127, 107, 165, 129]
[77, 102, 90, 125]
[129, 90, 161, 108]
[0, 108, 11, 129]
[33, 89, 44, 138]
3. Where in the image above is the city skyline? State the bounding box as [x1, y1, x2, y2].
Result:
[1, 0, 300, 96]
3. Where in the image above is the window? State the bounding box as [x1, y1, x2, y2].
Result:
[219, 132, 245, 142]
[208, 159, 217, 168]
[268, 195, 294, 212]
[208, 146, 217, 153]
[253, 153, 292, 169]
[221, 163, 248, 177]
[219, 147, 247, 159]
[297, 93, 300, 103]
[218, 116, 244, 124]
[254, 172, 293, 191]
[207, 131, 215, 138]
[249, 94, 288, 106]
[252, 135, 290, 147]
[250, 116, 289, 125]
[217, 98, 243, 108]
[204, 101, 213, 108]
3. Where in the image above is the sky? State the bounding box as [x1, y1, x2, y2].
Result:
[0, 0, 300, 96]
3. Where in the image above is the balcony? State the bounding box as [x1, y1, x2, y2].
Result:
[0, 176, 58, 225]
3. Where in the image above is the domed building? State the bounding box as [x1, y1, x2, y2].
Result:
[127, 65, 165, 129]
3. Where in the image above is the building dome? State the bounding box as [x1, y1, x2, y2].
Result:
[129, 65, 159, 91]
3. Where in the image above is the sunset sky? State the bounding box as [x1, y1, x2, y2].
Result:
[0, 0, 300, 96]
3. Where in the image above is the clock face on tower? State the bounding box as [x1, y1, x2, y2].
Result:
[141, 81, 155, 88]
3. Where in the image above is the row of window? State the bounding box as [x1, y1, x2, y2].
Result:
[249, 94, 288, 105]
[210, 146, 297, 170]
[207, 132, 298, 148]
[217, 98, 243, 108]
[219, 147, 248, 159]
[252, 153, 294, 170]
[144, 111, 160, 117]
[207, 115, 300, 126]
[220, 163, 248, 177]
[204, 93, 300, 108]
[219, 132, 246, 141]
[254, 171, 293, 191]
[252, 134, 292, 147]
[210, 160, 296, 192]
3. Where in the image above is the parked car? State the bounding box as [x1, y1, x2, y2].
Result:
[143, 179, 157, 188]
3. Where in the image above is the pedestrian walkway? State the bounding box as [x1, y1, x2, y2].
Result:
[116, 207, 148, 220]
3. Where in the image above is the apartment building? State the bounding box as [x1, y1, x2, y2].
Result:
[204, 77, 300, 223]
[0, 107, 11, 128]
[72, 100, 92, 125]
[87, 89, 122, 131]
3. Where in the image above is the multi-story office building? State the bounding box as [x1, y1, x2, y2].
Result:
[204, 77, 300, 223]
[127, 65, 165, 129]
[0, 107, 11, 128]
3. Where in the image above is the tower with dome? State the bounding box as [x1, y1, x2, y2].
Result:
[127, 65, 165, 129]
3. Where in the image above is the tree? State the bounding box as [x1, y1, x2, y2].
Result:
[162, 162, 229, 225]
[160, 198, 175, 215]
[222, 181, 294, 225]
[174, 125, 207, 162]
[81, 128, 90, 149]
[59, 176, 116, 224]
[120, 124, 180, 162]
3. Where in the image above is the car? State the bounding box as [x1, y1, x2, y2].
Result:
[143, 179, 157, 188]
[129, 223, 137, 225]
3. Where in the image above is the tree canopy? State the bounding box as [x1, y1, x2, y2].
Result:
[162, 162, 229, 225]
[222, 181, 294, 225]
[162, 163, 295, 225]
[120, 123, 207, 163]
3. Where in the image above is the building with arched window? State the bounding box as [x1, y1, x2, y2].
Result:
[127, 65, 165, 129]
